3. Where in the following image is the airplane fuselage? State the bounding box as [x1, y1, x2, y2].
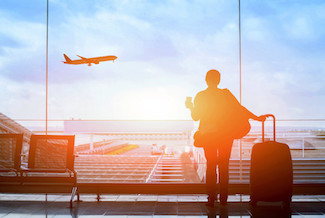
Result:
[63, 54, 117, 66]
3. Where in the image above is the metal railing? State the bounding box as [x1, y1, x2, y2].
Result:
[1, 118, 325, 185]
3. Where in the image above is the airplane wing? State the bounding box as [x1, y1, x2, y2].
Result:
[77, 55, 88, 60]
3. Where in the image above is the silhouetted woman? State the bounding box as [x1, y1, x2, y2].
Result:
[186, 69, 266, 206]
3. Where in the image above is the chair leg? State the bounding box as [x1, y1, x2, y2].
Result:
[70, 186, 78, 208]
[77, 192, 81, 202]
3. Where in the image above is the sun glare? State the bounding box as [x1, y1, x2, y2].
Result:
[115, 87, 186, 120]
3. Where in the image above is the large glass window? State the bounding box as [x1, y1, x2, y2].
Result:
[1, 0, 325, 185]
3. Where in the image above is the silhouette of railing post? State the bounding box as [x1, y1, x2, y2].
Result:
[90, 134, 94, 150]
[302, 137, 305, 158]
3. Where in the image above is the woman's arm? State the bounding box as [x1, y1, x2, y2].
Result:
[242, 107, 267, 122]
[225, 89, 266, 122]
[185, 95, 200, 121]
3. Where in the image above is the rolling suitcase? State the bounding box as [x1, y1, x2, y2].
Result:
[250, 114, 293, 206]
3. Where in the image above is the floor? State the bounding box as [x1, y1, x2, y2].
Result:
[0, 194, 325, 217]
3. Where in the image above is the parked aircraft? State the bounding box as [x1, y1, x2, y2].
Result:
[63, 54, 117, 66]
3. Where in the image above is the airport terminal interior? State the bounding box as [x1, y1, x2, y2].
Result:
[1, 0, 325, 217]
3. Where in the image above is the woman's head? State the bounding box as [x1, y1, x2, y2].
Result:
[205, 69, 220, 87]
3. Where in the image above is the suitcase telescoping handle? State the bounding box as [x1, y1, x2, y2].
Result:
[262, 114, 276, 142]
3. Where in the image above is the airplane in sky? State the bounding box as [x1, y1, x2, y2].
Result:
[63, 54, 117, 66]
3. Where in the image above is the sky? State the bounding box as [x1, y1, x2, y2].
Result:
[0, 0, 325, 123]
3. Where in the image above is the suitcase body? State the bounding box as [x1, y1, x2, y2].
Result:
[250, 115, 293, 206]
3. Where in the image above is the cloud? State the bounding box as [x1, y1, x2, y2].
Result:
[1, 0, 325, 120]
[237, 1, 325, 119]
[1, 0, 240, 84]
[0, 16, 46, 82]
[0, 75, 46, 119]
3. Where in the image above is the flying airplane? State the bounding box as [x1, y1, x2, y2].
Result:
[63, 54, 117, 66]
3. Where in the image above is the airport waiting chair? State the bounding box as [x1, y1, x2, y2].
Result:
[0, 134, 23, 183]
[21, 135, 77, 208]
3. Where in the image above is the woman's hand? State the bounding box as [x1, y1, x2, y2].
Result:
[185, 99, 194, 110]
[257, 115, 268, 122]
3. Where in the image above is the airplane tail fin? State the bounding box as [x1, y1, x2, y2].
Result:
[63, 54, 72, 62]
